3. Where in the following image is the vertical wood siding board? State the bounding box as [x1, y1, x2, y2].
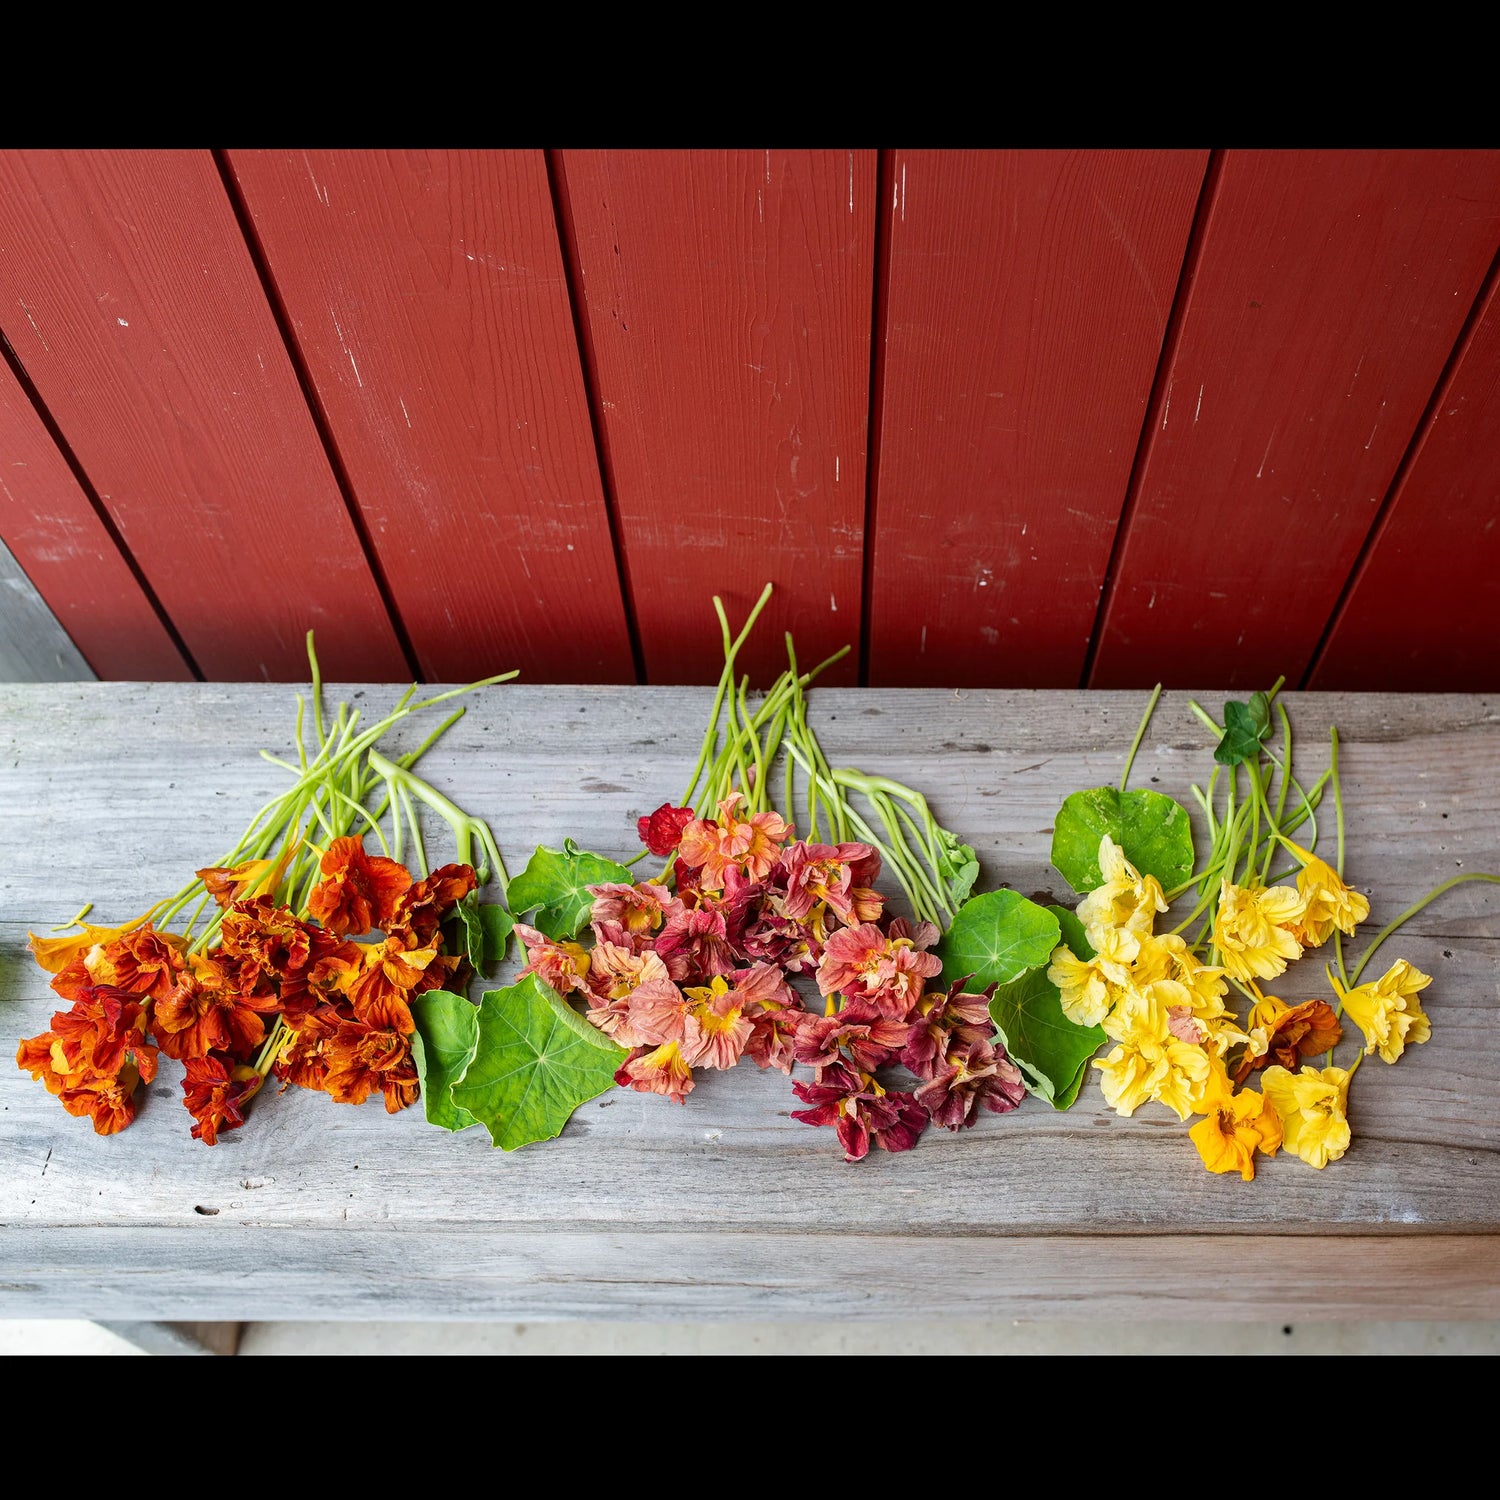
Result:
[857, 150, 896, 688]
[0, 337, 192, 681]
[1089, 150, 1500, 691]
[213, 152, 421, 681]
[1081, 152, 1224, 689]
[0, 150, 407, 682]
[226, 149, 635, 685]
[562, 151, 876, 687]
[868, 150, 1209, 689]
[545, 150, 645, 684]
[1307, 254, 1500, 691]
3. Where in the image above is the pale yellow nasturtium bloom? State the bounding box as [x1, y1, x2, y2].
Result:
[1135, 932, 1229, 1010]
[1077, 835, 1168, 941]
[1047, 925, 1138, 1028]
[1280, 838, 1370, 947]
[1260, 1064, 1352, 1168]
[1213, 880, 1305, 982]
[1188, 1059, 1282, 1181]
[1334, 958, 1433, 1064]
[1094, 983, 1212, 1121]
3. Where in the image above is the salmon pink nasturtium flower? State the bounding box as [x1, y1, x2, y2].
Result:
[1334, 959, 1432, 1064]
[615, 1040, 695, 1104]
[778, 841, 882, 925]
[587, 881, 682, 941]
[514, 923, 591, 999]
[816, 918, 942, 1019]
[679, 974, 755, 1070]
[676, 792, 792, 890]
[1259, 1063, 1352, 1169]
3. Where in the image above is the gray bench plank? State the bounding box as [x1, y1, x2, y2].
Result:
[2, 684, 1497, 1319]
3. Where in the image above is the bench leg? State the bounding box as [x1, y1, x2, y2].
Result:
[95, 1321, 243, 1356]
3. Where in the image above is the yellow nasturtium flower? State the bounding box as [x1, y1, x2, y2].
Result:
[1077, 836, 1168, 941]
[1213, 880, 1305, 982]
[1334, 958, 1432, 1064]
[1260, 1064, 1352, 1169]
[1094, 983, 1212, 1121]
[1278, 837, 1370, 947]
[1047, 925, 1138, 1028]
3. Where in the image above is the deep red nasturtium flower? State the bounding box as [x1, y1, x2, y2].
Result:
[790, 1073, 926, 1161]
[637, 803, 695, 857]
[794, 999, 910, 1074]
[913, 1037, 1026, 1130]
[306, 835, 413, 936]
[902, 977, 997, 1079]
[654, 906, 737, 984]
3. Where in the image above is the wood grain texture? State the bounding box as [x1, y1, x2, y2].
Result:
[1091, 149, 1500, 690]
[558, 150, 875, 684]
[2, 685, 1497, 1319]
[1310, 266, 1500, 692]
[0, 355, 187, 680]
[225, 150, 634, 684]
[0, 150, 406, 681]
[867, 150, 1207, 687]
[9, 1231, 1498, 1322]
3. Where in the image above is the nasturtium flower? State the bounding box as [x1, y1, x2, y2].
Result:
[913, 1036, 1026, 1130]
[1094, 984, 1212, 1120]
[152, 957, 280, 1061]
[1334, 959, 1432, 1064]
[1134, 932, 1227, 1010]
[676, 792, 792, 890]
[778, 841, 882, 926]
[57, 1065, 143, 1136]
[306, 835, 412, 936]
[322, 1017, 419, 1113]
[654, 906, 737, 983]
[1213, 881, 1305, 982]
[392, 863, 477, 942]
[637, 803, 694, 857]
[815, 918, 942, 1019]
[795, 998, 911, 1073]
[1260, 1064, 1351, 1168]
[181, 1053, 259, 1145]
[274, 1004, 343, 1092]
[1048, 925, 1138, 1028]
[1077, 835, 1168, 940]
[615, 1040, 694, 1104]
[587, 881, 681, 941]
[197, 843, 296, 910]
[1277, 838, 1370, 947]
[734, 963, 805, 1073]
[1233, 993, 1342, 1082]
[26, 906, 161, 975]
[902, 976, 996, 1078]
[1188, 1062, 1282, 1181]
[513, 923, 591, 998]
[678, 974, 755, 1070]
[790, 1072, 925, 1161]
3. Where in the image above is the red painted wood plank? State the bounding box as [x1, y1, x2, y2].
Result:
[1090, 149, 1500, 690]
[558, 150, 875, 684]
[226, 150, 634, 684]
[0, 359, 190, 679]
[0, 150, 406, 682]
[866, 150, 1207, 688]
[1310, 265, 1500, 691]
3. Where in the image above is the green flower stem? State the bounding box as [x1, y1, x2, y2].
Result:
[1331, 727, 1346, 879]
[1119, 682, 1163, 794]
[1264, 701, 1295, 882]
[398, 782, 428, 879]
[1349, 871, 1500, 985]
[1186, 700, 1222, 736]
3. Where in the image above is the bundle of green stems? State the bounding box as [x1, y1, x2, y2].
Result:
[673, 584, 975, 929]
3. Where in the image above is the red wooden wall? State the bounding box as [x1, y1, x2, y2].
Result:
[2, 148, 1498, 691]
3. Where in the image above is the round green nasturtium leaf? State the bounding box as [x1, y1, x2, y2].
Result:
[938, 889, 1061, 992]
[449, 975, 627, 1151]
[1050, 786, 1194, 895]
[506, 841, 633, 940]
[409, 989, 481, 1133]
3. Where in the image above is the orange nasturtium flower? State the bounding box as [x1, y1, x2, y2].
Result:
[26, 906, 162, 974]
[677, 792, 792, 891]
[1233, 993, 1343, 1083]
[1189, 1062, 1282, 1181]
[306, 835, 413, 936]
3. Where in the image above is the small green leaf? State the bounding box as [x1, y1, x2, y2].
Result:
[455, 890, 486, 970]
[409, 989, 480, 1133]
[936, 830, 980, 907]
[1214, 692, 1272, 767]
[479, 903, 514, 964]
[981, 904, 1105, 1111]
[506, 841, 633, 940]
[1050, 786, 1195, 894]
[938, 890, 1061, 991]
[450, 974, 627, 1151]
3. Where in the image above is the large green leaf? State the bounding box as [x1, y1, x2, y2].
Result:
[982, 904, 1105, 1111]
[1050, 786, 1194, 895]
[449, 975, 627, 1151]
[505, 840, 633, 940]
[409, 989, 480, 1133]
[938, 890, 1061, 991]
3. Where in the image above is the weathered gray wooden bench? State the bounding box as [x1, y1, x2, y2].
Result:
[3, 683, 1497, 1333]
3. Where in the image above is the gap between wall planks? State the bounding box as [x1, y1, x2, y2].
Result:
[0, 345, 190, 680]
[0, 149, 407, 682]
[1088, 148, 1500, 691]
[557, 150, 876, 686]
[225, 150, 636, 685]
[1310, 257, 1500, 693]
[865, 149, 1208, 688]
